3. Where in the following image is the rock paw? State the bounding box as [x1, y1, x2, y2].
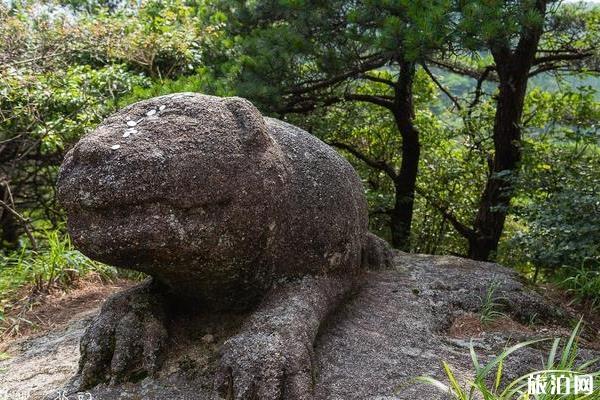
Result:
[72, 279, 168, 391]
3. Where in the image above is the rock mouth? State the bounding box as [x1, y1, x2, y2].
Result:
[65, 200, 234, 266]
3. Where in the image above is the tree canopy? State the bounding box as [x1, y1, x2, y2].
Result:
[0, 0, 598, 315]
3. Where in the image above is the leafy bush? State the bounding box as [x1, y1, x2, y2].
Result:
[499, 86, 600, 298]
[71, 0, 224, 79]
[0, 0, 226, 247]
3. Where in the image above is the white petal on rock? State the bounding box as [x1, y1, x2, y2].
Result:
[122, 132, 130, 138]
[126, 128, 138, 134]
[146, 109, 157, 116]
[127, 120, 137, 127]
[159, 105, 166, 111]
[111, 144, 121, 150]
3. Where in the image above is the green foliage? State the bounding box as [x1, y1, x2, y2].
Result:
[508, 157, 598, 270]
[72, 0, 225, 79]
[1, 64, 147, 150]
[0, 230, 117, 321]
[0, 62, 148, 245]
[500, 85, 600, 284]
[0, 0, 227, 248]
[456, 0, 545, 49]
[559, 265, 600, 311]
[117, 68, 235, 108]
[225, 0, 455, 109]
[0, 230, 133, 337]
[415, 320, 600, 399]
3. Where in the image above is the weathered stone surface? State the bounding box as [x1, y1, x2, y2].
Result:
[57, 93, 369, 308]
[362, 232, 395, 270]
[3, 254, 597, 400]
[57, 93, 390, 394]
[72, 279, 169, 390]
[0, 311, 94, 400]
[214, 274, 356, 399]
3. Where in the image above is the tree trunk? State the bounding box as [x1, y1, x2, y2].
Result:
[0, 182, 19, 248]
[0, 210, 19, 248]
[467, 7, 546, 260]
[468, 73, 528, 260]
[390, 61, 420, 251]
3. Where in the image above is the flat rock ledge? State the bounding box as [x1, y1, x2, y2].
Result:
[1, 253, 598, 400]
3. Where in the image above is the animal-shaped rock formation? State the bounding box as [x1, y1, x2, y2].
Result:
[57, 93, 392, 398]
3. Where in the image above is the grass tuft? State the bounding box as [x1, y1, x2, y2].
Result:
[0, 230, 129, 336]
[414, 319, 600, 399]
[479, 281, 507, 325]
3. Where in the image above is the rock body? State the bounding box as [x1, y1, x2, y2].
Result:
[57, 93, 395, 394]
[57, 93, 375, 308]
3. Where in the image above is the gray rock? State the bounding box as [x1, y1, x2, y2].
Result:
[57, 93, 372, 308]
[362, 232, 395, 270]
[56, 93, 394, 395]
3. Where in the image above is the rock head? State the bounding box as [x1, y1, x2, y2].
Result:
[57, 93, 369, 308]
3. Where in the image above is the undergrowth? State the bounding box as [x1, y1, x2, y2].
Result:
[558, 264, 600, 312]
[479, 281, 507, 325]
[0, 230, 137, 336]
[415, 320, 600, 399]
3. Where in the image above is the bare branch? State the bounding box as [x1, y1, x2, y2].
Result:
[278, 91, 395, 114]
[328, 141, 397, 180]
[415, 187, 475, 240]
[533, 51, 593, 65]
[426, 58, 498, 82]
[0, 51, 68, 69]
[0, 199, 37, 250]
[285, 55, 388, 96]
[421, 63, 461, 111]
[344, 93, 395, 110]
[468, 66, 494, 111]
[359, 73, 395, 87]
[529, 63, 599, 77]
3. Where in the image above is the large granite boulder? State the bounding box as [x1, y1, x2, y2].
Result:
[57, 93, 370, 308]
[56, 93, 398, 394]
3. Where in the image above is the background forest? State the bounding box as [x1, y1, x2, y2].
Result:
[0, 0, 598, 331]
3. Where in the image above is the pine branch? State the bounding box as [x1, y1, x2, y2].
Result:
[344, 93, 395, 110]
[359, 73, 395, 87]
[468, 66, 494, 111]
[286, 55, 388, 96]
[533, 51, 593, 65]
[426, 58, 498, 82]
[327, 141, 397, 180]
